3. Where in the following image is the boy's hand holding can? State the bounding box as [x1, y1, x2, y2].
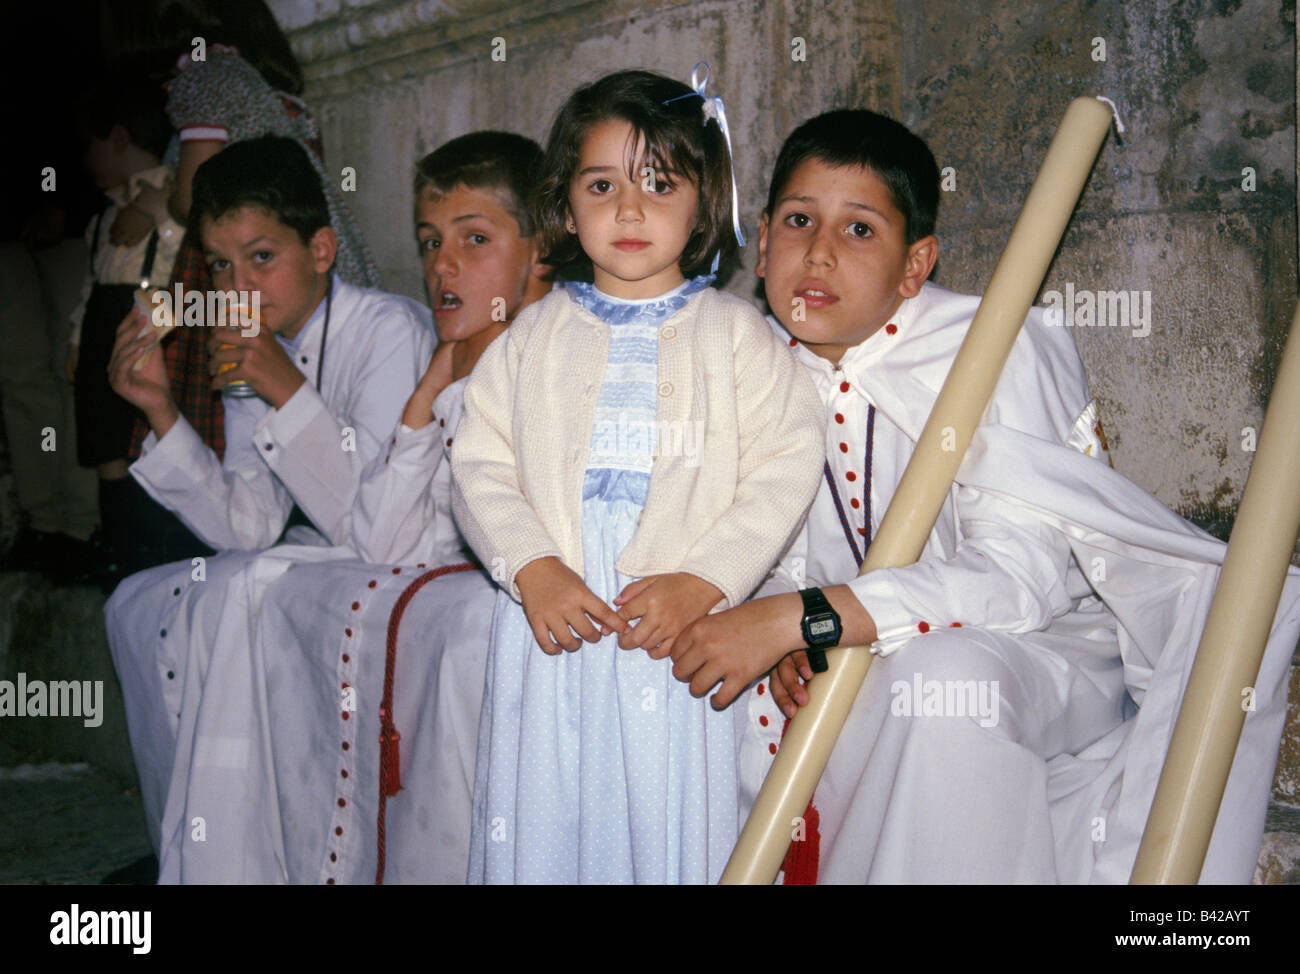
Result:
[207, 304, 305, 409]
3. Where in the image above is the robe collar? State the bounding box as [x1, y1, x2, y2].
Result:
[771, 282, 963, 441]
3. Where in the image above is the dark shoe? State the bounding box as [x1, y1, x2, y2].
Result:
[0, 527, 63, 575]
[46, 532, 103, 586]
[54, 531, 129, 592]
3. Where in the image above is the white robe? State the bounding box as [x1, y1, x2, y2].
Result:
[738, 282, 1300, 884]
[253, 377, 497, 883]
[104, 277, 435, 881]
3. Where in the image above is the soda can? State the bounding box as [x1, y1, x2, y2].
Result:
[219, 303, 260, 398]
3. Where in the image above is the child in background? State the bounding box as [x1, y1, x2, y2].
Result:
[70, 76, 186, 583]
[451, 69, 824, 884]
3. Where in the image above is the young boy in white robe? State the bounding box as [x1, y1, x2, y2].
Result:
[349, 132, 553, 567]
[255, 131, 553, 884]
[667, 110, 1300, 884]
[104, 135, 432, 879]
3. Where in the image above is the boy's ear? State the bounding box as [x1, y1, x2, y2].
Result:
[755, 211, 770, 279]
[899, 234, 938, 299]
[309, 225, 339, 274]
[521, 239, 554, 305]
[526, 239, 552, 283]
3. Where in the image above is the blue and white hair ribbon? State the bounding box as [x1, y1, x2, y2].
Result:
[664, 62, 746, 270]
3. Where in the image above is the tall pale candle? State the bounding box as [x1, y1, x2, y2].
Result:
[721, 97, 1117, 885]
[1130, 297, 1300, 883]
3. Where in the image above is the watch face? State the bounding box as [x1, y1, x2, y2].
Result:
[804, 612, 840, 649]
[808, 617, 836, 638]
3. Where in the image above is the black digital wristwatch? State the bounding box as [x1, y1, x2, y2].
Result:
[798, 587, 842, 673]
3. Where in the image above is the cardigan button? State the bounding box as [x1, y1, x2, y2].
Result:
[661, 325, 676, 340]
[658, 381, 673, 398]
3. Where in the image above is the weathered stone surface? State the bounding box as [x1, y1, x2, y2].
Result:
[0, 575, 136, 790]
[268, 0, 1296, 524]
[0, 750, 151, 885]
[1275, 664, 1300, 803]
[1255, 804, 1300, 884]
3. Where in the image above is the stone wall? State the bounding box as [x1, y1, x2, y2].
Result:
[269, 0, 1297, 529]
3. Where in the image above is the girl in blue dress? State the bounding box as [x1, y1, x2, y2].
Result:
[453, 69, 824, 883]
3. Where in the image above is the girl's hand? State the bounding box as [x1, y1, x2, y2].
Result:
[207, 323, 306, 408]
[516, 556, 628, 654]
[614, 573, 725, 654]
[668, 592, 805, 710]
[108, 305, 177, 436]
[401, 339, 456, 430]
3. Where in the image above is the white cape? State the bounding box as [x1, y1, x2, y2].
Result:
[748, 285, 1299, 883]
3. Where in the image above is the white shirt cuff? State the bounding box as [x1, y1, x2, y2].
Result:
[254, 380, 323, 453]
[848, 569, 947, 657]
[132, 415, 208, 492]
[179, 125, 229, 143]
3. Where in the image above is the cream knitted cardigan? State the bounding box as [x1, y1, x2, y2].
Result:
[450, 285, 826, 608]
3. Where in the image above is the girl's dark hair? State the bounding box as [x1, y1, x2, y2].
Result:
[190, 135, 329, 244]
[533, 70, 739, 279]
[765, 109, 940, 244]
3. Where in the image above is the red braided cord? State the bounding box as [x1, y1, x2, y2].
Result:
[375, 562, 476, 885]
[778, 715, 821, 884]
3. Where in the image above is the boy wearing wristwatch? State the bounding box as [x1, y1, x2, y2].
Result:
[666, 109, 1300, 885]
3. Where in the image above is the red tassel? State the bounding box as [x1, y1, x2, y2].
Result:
[781, 797, 820, 885]
[779, 716, 820, 884]
[376, 561, 476, 884]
